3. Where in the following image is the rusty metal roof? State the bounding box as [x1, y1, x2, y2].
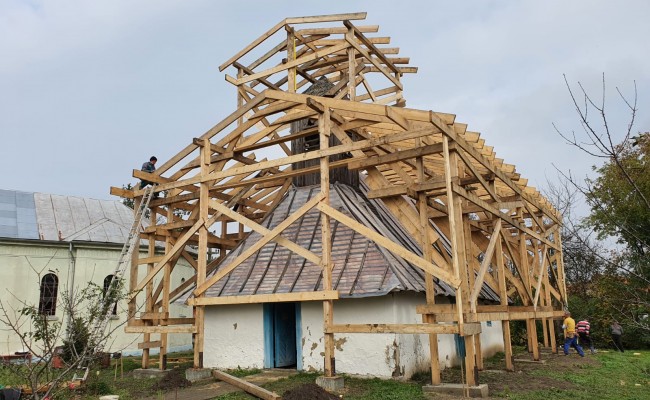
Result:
[199, 183, 500, 301]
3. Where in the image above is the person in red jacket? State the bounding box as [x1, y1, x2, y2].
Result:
[576, 319, 596, 354]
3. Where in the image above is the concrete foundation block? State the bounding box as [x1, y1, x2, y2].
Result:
[423, 383, 489, 398]
[132, 368, 170, 379]
[185, 368, 213, 382]
[316, 375, 345, 392]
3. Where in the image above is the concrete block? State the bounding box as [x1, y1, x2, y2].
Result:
[423, 383, 489, 398]
[316, 375, 345, 392]
[131, 368, 171, 379]
[185, 368, 213, 382]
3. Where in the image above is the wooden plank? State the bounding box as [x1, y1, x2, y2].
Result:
[470, 219, 502, 311]
[347, 143, 444, 171]
[189, 290, 339, 306]
[139, 312, 169, 320]
[138, 341, 162, 350]
[327, 323, 460, 335]
[461, 322, 482, 336]
[125, 326, 197, 334]
[317, 203, 460, 287]
[213, 370, 280, 400]
[286, 12, 367, 24]
[297, 25, 379, 35]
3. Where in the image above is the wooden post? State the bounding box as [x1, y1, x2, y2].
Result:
[287, 29, 296, 93]
[143, 208, 157, 369]
[319, 108, 336, 377]
[495, 230, 513, 371]
[159, 200, 174, 370]
[443, 136, 476, 386]
[193, 139, 210, 368]
[346, 27, 356, 101]
[416, 137, 440, 384]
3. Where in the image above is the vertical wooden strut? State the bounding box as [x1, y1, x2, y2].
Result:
[319, 108, 335, 377]
[143, 208, 157, 369]
[416, 136, 441, 384]
[194, 138, 210, 368]
[443, 135, 476, 386]
[495, 217, 514, 371]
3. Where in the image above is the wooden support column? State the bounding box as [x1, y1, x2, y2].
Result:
[143, 209, 157, 369]
[346, 27, 356, 101]
[443, 136, 476, 386]
[287, 28, 296, 93]
[530, 242, 540, 361]
[464, 217, 483, 371]
[545, 259, 557, 353]
[416, 136, 440, 384]
[193, 139, 210, 368]
[319, 107, 336, 377]
[159, 198, 175, 370]
[495, 227, 514, 371]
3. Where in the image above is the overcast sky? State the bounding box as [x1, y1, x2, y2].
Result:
[1, 0, 649, 208]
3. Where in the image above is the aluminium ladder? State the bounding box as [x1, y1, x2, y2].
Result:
[75, 185, 156, 379]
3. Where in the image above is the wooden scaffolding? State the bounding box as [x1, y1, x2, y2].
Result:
[111, 12, 567, 386]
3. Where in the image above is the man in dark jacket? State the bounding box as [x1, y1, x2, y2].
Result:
[139, 156, 157, 190]
[610, 321, 624, 352]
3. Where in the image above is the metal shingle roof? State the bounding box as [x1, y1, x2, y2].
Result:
[194, 183, 500, 301]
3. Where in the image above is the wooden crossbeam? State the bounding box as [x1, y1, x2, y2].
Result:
[188, 290, 339, 306]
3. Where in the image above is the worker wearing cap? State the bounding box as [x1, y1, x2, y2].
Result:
[562, 311, 585, 357]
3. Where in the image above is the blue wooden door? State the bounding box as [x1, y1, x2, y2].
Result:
[272, 303, 296, 367]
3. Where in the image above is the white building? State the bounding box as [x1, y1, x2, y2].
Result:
[0, 189, 194, 356]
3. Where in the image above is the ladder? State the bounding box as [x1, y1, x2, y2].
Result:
[75, 185, 156, 378]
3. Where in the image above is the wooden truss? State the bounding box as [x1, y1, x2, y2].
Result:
[111, 12, 567, 387]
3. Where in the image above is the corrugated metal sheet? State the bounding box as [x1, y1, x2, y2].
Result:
[0, 189, 134, 244]
[195, 183, 502, 301]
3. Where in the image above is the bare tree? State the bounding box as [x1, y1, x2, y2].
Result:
[552, 74, 649, 337]
[0, 275, 129, 399]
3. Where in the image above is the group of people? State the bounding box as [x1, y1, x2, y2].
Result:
[562, 311, 625, 356]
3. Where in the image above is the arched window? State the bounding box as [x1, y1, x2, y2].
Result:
[38, 273, 58, 316]
[103, 275, 118, 316]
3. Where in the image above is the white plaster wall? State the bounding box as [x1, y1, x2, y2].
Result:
[301, 293, 505, 379]
[0, 241, 195, 355]
[197, 292, 505, 378]
[301, 296, 400, 377]
[203, 304, 265, 369]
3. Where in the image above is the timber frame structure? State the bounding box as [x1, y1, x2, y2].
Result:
[111, 12, 568, 387]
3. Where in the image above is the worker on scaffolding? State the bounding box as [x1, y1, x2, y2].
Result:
[139, 156, 158, 198]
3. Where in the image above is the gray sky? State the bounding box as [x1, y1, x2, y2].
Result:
[1, 0, 649, 205]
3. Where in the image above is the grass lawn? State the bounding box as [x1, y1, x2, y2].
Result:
[1, 348, 648, 399]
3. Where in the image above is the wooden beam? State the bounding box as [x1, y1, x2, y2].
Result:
[327, 323, 461, 335]
[188, 290, 339, 306]
[470, 219, 502, 311]
[125, 326, 197, 334]
[213, 370, 280, 400]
